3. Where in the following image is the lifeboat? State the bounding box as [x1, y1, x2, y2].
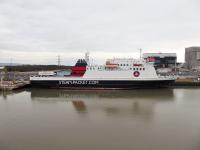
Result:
[133, 64, 142, 67]
[105, 64, 118, 68]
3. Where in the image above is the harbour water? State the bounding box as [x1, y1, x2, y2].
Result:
[0, 88, 200, 150]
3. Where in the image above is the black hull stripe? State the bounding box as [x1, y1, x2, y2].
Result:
[31, 80, 175, 89]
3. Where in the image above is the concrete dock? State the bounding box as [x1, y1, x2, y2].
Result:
[0, 81, 30, 90]
[174, 78, 200, 87]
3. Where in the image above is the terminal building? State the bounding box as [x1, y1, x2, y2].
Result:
[185, 47, 200, 70]
[143, 53, 177, 68]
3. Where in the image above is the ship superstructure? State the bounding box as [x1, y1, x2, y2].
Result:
[30, 53, 175, 89]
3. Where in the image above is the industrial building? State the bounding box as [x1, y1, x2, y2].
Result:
[143, 53, 177, 68]
[185, 47, 200, 70]
[0, 66, 4, 71]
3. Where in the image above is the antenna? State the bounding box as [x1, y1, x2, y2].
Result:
[57, 55, 61, 66]
[139, 48, 142, 59]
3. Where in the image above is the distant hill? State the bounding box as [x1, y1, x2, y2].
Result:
[0, 63, 21, 67]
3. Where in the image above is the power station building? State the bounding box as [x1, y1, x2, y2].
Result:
[143, 53, 177, 68]
[185, 47, 200, 70]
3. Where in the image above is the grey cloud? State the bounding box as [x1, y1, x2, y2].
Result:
[0, 0, 200, 63]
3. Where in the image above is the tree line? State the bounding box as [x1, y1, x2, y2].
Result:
[4, 65, 72, 72]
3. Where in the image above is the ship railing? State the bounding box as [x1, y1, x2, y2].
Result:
[30, 75, 56, 77]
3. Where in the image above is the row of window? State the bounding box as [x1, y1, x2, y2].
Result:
[119, 64, 143, 67]
[130, 68, 145, 71]
[119, 64, 130, 66]
[87, 67, 145, 71]
[87, 67, 101, 70]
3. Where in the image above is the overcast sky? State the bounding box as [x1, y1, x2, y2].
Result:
[0, 0, 200, 65]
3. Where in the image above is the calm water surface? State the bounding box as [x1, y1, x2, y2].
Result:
[0, 88, 200, 150]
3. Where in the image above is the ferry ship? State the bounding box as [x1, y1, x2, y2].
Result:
[30, 52, 175, 89]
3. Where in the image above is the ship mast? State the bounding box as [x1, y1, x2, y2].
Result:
[85, 51, 90, 66]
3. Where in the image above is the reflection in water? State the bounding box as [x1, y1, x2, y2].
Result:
[0, 89, 25, 100]
[0, 90, 13, 100]
[0, 89, 175, 120]
[72, 101, 87, 113]
[1, 88, 200, 150]
[29, 89, 175, 120]
[29, 88, 174, 100]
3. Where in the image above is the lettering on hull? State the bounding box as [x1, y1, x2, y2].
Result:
[59, 80, 99, 85]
